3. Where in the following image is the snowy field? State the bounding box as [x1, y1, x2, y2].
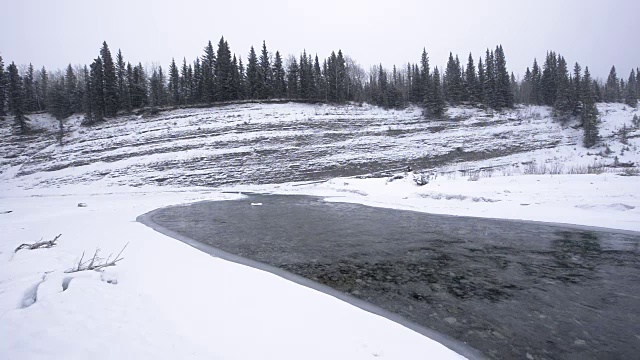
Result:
[1, 102, 639, 359]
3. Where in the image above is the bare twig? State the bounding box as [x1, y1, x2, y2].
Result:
[15, 234, 61, 253]
[65, 243, 129, 273]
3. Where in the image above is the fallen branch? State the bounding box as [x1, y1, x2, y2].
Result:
[65, 243, 128, 273]
[15, 234, 61, 253]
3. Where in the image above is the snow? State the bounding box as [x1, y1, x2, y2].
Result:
[258, 173, 640, 232]
[1, 101, 640, 359]
[0, 188, 464, 359]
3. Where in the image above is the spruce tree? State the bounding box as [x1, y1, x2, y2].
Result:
[258, 41, 272, 99]
[444, 52, 464, 104]
[272, 51, 286, 98]
[100, 41, 118, 116]
[246, 46, 259, 99]
[477, 57, 486, 104]
[82, 65, 93, 123]
[214, 37, 234, 101]
[572, 62, 582, 115]
[520, 67, 533, 104]
[125, 63, 134, 109]
[335, 50, 347, 102]
[7, 62, 29, 133]
[192, 58, 203, 103]
[554, 56, 572, 113]
[65, 64, 78, 114]
[484, 49, 497, 107]
[425, 66, 445, 117]
[494, 45, 512, 108]
[90, 57, 105, 121]
[420, 49, 430, 99]
[0, 54, 5, 116]
[202, 41, 216, 103]
[237, 58, 247, 100]
[116, 49, 127, 110]
[530, 59, 542, 105]
[603, 65, 620, 103]
[180, 58, 190, 104]
[23, 64, 36, 112]
[541, 51, 558, 106]
[626, 69, 638, 108]
[299, 51, 309, 99]
[465, 53, 479, 103]
[287, 56, 299, 98]
[230, 55, 241, 100]
[168, 58, 180, 105]
[313, 55, 324, 100]
[581, 67, 599, 147]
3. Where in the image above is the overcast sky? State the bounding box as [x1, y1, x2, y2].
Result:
[2, 0, 638, 80]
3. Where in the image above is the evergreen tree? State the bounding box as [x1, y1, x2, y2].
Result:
[572, 62, 582, 115]
[258, 41, 272, 99]
[48, 75, 69, 119]
[299, 51, 310, 99]
[7, 62, 29, 133]
[313, 55, 325, 100]
[237, 58, 247, 100]
[116, 49, 127, 110]
[23, 64, 36, 112]
[444, 52, 464, 104]
[192, 58, 203, 103]
[335, 50, 347, 102]
[214, 37, 234, 101]
[493, 45, 512, 108]
[626, 69, 638, 108]
[477, 57, 486, 104]
[554, 55, 572, 113]
[484, 49, 497, 107]
[419, 49, 430, 99]
[246, 46, 259, 99]
[65, 64, 79, 114]
[157, 66, 167, 106]
[180, 58, 190, 104]
[100, 41, 118, 116]
[592, 80, 602, 102]
[287, 56, 299, 98]
[168, 58, 180, 105]
[230, 55, 241, 100]
[125, 63, 134, 109]
[202, 40, 216, 102]
[0, 54, 5, 116]
[272, 51, 286, 98]
[581, 67, 599, 147]
[425, 67, 445, 117]
[604, 65, 620, 102]
[541, 51, 558, 106]
[530, 58, 542, 105]
[36, 67, 48, 111]
[465, 53, 479, 103]
[520, 67, 533, 104]
[82, 65, 92, 123]
[89, 57, 105, 121]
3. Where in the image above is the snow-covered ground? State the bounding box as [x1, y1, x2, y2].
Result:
[0, 186, 465, 359]
[1, 102, 639, 359]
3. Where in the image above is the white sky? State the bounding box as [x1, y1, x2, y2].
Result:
[2, 0, 638, 80]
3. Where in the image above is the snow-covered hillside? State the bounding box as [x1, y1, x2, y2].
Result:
[1, 102, 639, 360]
[3, 102, 637, 190]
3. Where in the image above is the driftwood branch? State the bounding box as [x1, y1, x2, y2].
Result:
[15, 234, 61, 253]
[65, 243, 128, 273]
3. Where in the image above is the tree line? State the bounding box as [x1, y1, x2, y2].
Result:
[1, 37, 638, 148]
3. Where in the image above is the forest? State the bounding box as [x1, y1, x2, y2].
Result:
[0, 37, 638, 148]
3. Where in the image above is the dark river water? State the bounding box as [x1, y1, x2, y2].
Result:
[141, 194, 640, 360]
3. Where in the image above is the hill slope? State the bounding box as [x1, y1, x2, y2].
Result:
[3, 102, 637, 189]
